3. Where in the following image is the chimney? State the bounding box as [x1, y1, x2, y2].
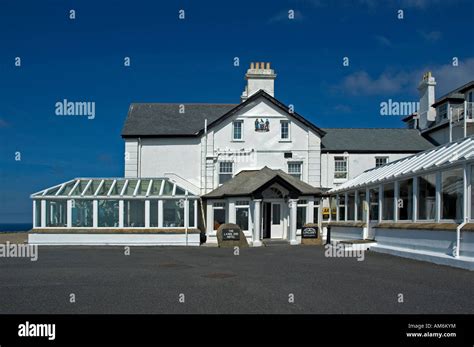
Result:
[417, 72, 436, 130]
[241, 62, 277, 102]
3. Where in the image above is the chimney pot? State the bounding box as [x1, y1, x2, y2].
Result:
[266, 62, 270, 69]
[260, 62, 264, 69]
[250, 62, 254, 69]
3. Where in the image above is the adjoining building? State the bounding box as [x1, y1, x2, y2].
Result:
[30, 63, 471, 255]
[327, 136, 474, 270]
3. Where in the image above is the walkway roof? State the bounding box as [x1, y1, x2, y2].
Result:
[329, 136, 474, 194]
[31, 178, 198, 199]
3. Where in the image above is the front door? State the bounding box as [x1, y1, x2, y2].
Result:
[270, 202, 283, 239]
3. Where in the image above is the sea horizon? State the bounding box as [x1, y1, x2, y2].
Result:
[0, 223, 33, 232]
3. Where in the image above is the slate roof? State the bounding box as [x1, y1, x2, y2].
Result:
[121, 103, 237, 137]
[321, 128, 434, 153]
[203, 166, 326, 198]
[121, 90, 326, 137]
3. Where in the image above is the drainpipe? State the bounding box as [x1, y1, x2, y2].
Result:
[204, 119, 208, 194]
[455, 218, 467, 258]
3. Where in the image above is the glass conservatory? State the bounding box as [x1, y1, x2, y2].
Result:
[31, 178, 199, 229]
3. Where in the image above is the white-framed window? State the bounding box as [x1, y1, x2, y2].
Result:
[235, 200, 250, 231]
[468, 91, 473, 103]
[334, 156, 348, 179]
[297, 200, 308, 230]
[288, 162, 302, 180]
[280, 120, 290, 140]
[375, 156, 388, 168]
[232, 120, 243, 141]
[219, 162, 233, 185]
[213, 202, 226, 231]
[438, 103, 448, 120]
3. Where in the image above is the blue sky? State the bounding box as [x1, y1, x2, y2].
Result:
[0, 0, 473, 223]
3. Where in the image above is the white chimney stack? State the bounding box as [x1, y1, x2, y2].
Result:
[241, 62, 277, 102]
[417, 71, 436, 130]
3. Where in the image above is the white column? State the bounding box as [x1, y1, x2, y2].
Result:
[394, 181, 399, 222]
[289, 199, 298, 245]
[206, 201, 213, 236]
[93, 200, 98, 227]
[228, 200, 236, 224]
[32, 200, 37, 228]
[41, 200, 46, 227]
[67, 199, 72, 227]
[253, 199, 262, 247]
[412, 177, 418, 222]
[145, 200, 150, 228]
[184, 199, 189, 228]
[308, 198, 315, 223]
[158, 200, 163, 227]
[378, 185, 383, 223]
[435, 172, 441, 222]
[119, 200, 124, 228]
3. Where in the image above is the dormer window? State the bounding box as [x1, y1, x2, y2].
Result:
[437, 103, 448, 120]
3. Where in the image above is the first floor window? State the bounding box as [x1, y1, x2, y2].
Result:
[219, 162, 233, 185]
[334, 157, 348, 179]
[280, 120, 290, 140]
[418, 174, 436, 220]
[288, 162, 302, 180]
[375, 157, 388, 168]
[441, 168, 463, 220]
[232, 121, 243, 140]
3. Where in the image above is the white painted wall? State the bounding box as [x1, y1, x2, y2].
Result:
[321, 152, 412, 189]
[211, 98, 321, 188]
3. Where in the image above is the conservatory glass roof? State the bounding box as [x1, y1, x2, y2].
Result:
[31, 178, 198, 198]
[329, 136, 474, 194]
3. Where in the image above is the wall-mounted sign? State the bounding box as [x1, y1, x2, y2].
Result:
[302, 226, 318, 239]
[255, 118, 269, 132]
[222, 228, 240, 241]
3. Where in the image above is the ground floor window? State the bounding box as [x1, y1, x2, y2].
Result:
[72, 200, 93, 227]
[338, 195, 345, 221]
[398, 179, 413, 220]
[98, 200, 119, 227]
[35, 201, 41, 227]
[124, 200, 145, 227]
[313, 206, 319, 223]
[418, 174, 436, 220]
[382, 183, 394, 220]
[150, 200, 159, 227]
[236, 208, 249, 231]
[356, 191, 365, 221]
[347, 192, 355, 220]
[189, 200, 196, 228]
[441, 168, 463, 220]
[369, 188, 379, 221]
[163, 200, 184, 227]
[46, 200, 67, 227]
[297, 200, 307, 229]
[213, 202, 226, 231]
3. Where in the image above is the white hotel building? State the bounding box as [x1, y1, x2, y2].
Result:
[30, 63, 474, 267]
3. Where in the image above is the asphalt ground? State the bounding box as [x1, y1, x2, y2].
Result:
[0, 245, 473, 314]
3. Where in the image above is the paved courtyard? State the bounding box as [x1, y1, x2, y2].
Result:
[0, 245, 473, 314]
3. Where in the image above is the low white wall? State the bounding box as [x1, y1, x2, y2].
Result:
[373, 228, 474, 257]
[28, 233, 200, 246]
[330, 226, 363, 240]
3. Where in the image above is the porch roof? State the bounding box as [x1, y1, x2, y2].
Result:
[203, 166, 326, 199]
